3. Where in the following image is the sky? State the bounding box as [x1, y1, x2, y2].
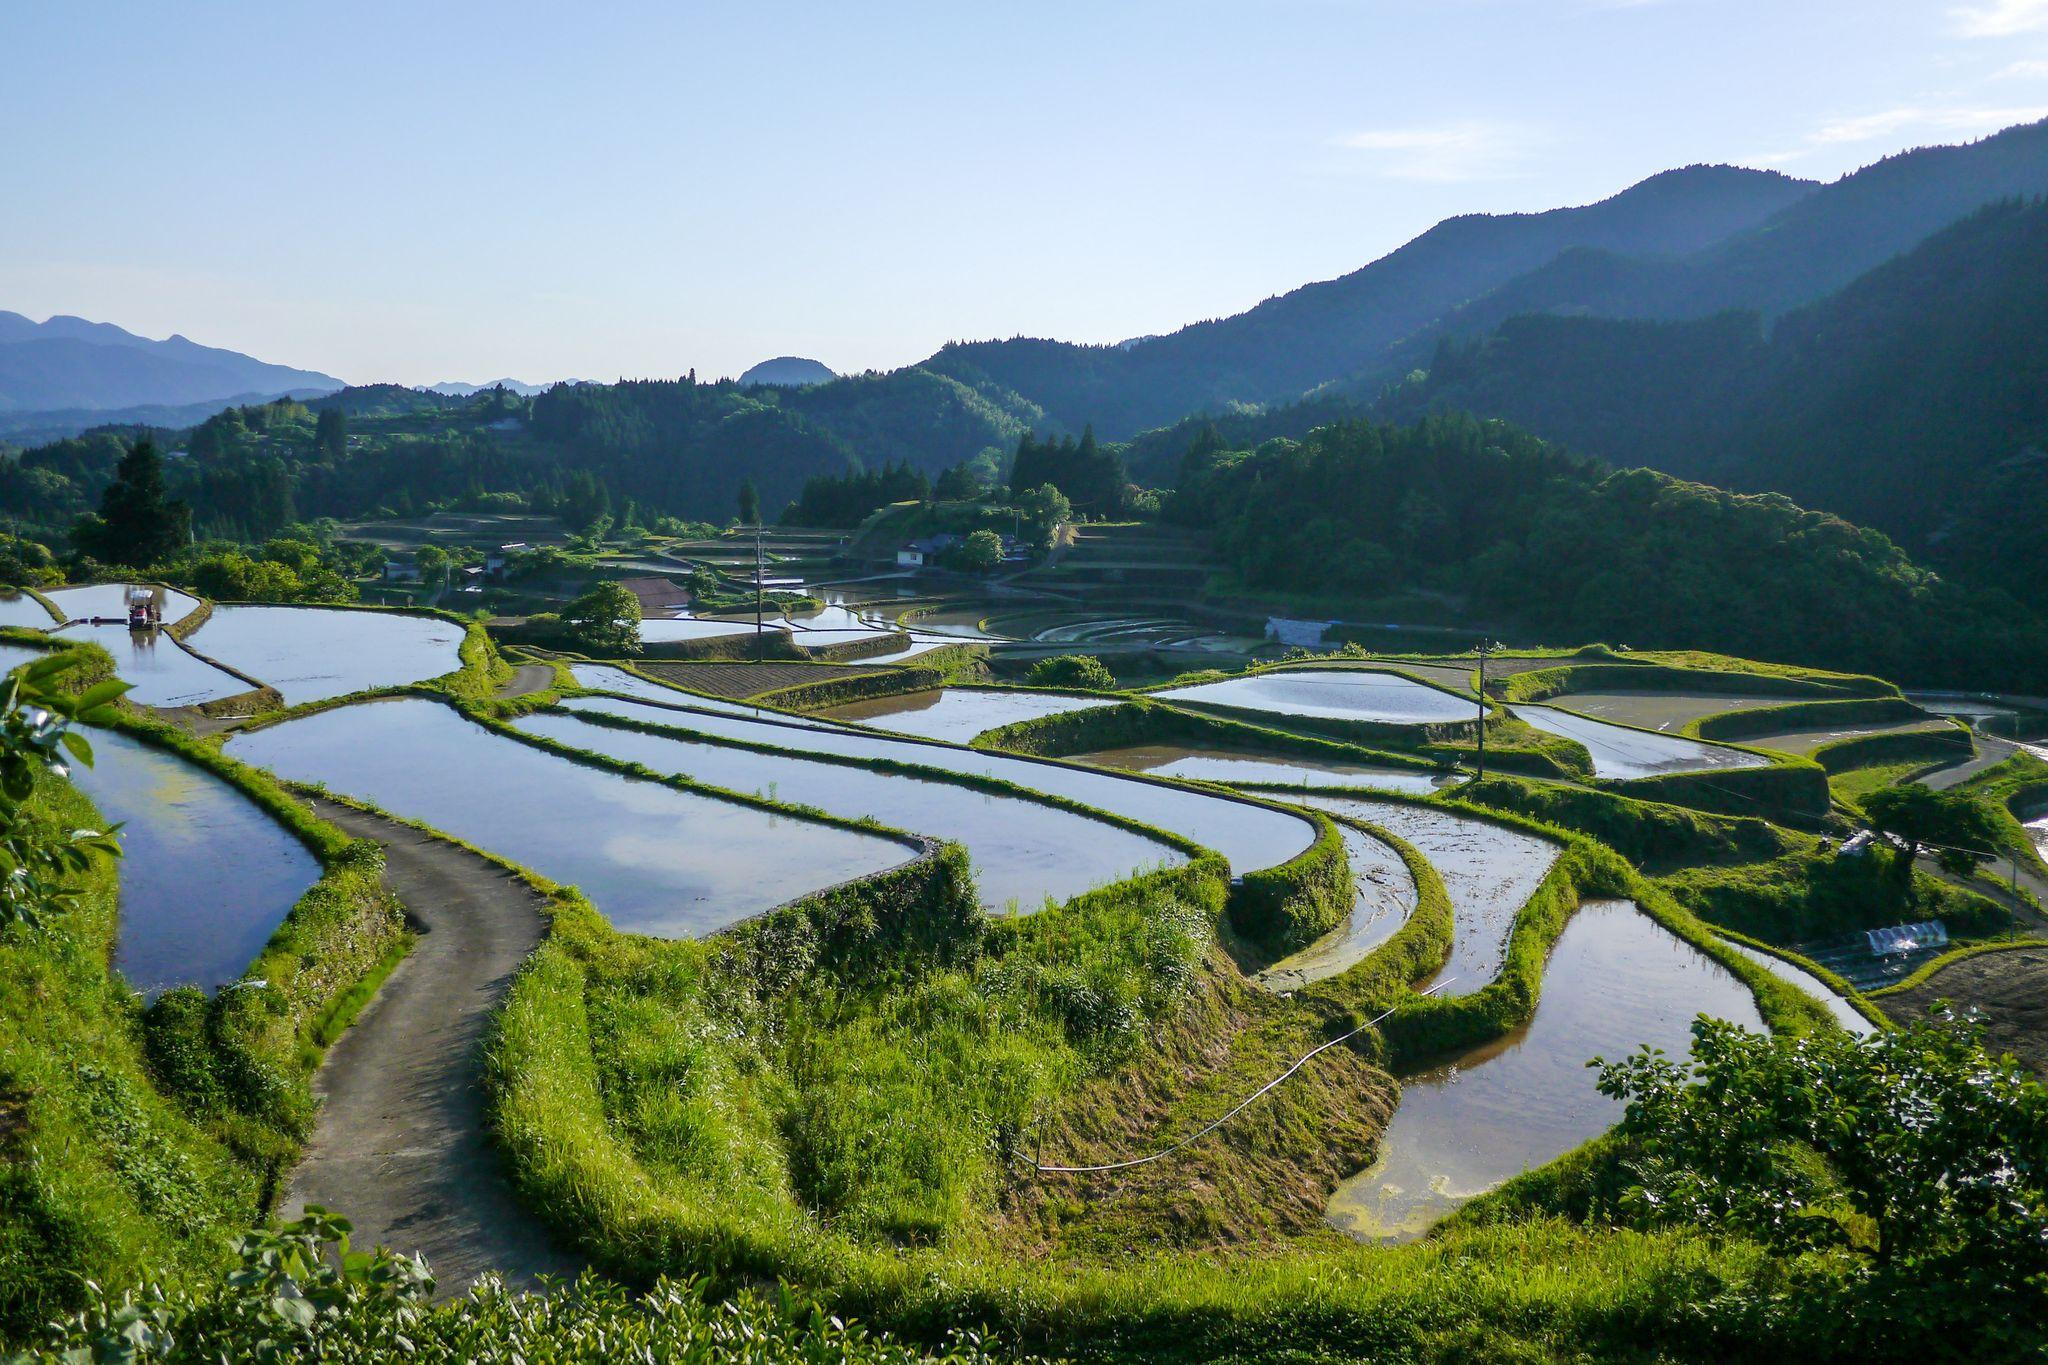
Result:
[4, 1, 2047, 386]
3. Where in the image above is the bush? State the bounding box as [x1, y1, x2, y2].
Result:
[1024, 655, 1116, 690]
[562, 582, 642, 656]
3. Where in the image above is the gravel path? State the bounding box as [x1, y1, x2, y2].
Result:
[281, 797, 580, 1294]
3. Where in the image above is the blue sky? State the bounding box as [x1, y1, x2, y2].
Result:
[4, 1, 2046, 385]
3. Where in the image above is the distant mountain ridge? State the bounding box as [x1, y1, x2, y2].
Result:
[425, 378, 552, 397]
[920, 163, 1818, 437]
[0, 312, 343, 417]
[739, 356, 838, 387]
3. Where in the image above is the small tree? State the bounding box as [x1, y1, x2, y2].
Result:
[561, 581, 641, 655]
[1863, 783, 2001, 883]
[74, 439, 191, 567]
[1026, 654, 1115, 690]
[737, 478, 761, 527]
[947, 529, 1003, 573]
[314, 405, 348, 457]
[1595, 1013, 2048, 1349]
[414, 544, 450, 587]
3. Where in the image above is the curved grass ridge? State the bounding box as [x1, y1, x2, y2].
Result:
[1687, 694, 1928, 741]
[1277, 785, 1842, 1059]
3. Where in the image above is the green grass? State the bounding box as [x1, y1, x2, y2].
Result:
[0, 777, 258, 1340]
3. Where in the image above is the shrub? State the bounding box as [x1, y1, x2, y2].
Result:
[1024, 655, 1116, 690]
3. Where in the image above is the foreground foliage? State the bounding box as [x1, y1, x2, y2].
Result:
[13, 1211, 1021, 1364]
[1597, 1013, 2048, 1355]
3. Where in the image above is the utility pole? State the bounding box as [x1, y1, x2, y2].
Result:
[1474, 639, 1498, 780]
[754, 522, 764, 636]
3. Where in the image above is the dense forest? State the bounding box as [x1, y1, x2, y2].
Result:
[1170, 413, 2048, 689]
[1380, 198, 2048, 610]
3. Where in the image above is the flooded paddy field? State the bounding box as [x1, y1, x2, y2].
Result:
[1748, 718, 1957, 756]
[516, 710, 1179, 912]
[1513, 705, 1769, 779]
[0, 592, 55, 628]
[1719, 939, 1876, 1035]
[1293, 795, 1559, 996]
[1078, 743, 1450, 794]
[572, 664, 839, 727]
[639, 615, 780, 644]
[228, 699, 913, 937]
[558, 694, 1318, 874]
[1154, 670, 1476, 726]
[71, 727, 321, 997]
[46, 583, 203, 625]
[67, 627, 250, 707]
[822, 688, 1115, 743]
[190, 606, 465, 704]
[1547, 690, 1806, 732]
[1252, 823, 1416, 990]
[1326, 900, 1763, 1241]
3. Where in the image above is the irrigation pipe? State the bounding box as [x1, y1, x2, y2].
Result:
[1035, 978, 1455, 1175]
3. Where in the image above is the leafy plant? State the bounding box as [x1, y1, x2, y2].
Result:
[0, 652, 126, 930]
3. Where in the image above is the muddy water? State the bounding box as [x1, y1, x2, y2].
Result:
[1293, 795, 1558, 996]
[0, 593, 54, 629]
[558, 694, 1317, 874]
[1078, 744, 1452, 794]
[67, 625, 250, 707]
[1252, 824, 1416, 990]
[1155, 670, 1475, 726]
[0, 641, 46, 671]
[46, 583, 204, 625]
[1719, 939, 1876, 1036]
[516, 711, 1178, 912]
[823, 688, 1115, 743]
[1515, 705, 1769, 779]
[1326, 900, 1763, 1241]
[228, 699, 913, 938]
[68, 728, 320, 997]
[189, 606, 465, 704]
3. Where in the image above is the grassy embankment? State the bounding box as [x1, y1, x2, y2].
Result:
[0, 635, 409, 1342]
[478, 661, 1895, 1362]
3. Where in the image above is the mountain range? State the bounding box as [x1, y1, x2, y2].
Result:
[0, 313, 342, 420]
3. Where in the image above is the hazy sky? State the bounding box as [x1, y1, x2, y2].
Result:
[4, 1, 2046, 385]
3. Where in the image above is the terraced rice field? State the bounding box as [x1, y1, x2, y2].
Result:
[1154, 670, 1477, 726]
[229, 698, 915, 938]
[823, 687, 1116, 743]
[515, 710, 1181, 912]
[1326, 900, 1763, 1240]
[557, 694, 1318, 875]
[1251, 823, 1416, 990]
[1292, 794, 1559, 996]
[1514, 705, 1770, 779]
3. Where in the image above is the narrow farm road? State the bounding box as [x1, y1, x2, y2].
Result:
[498, 662, 557, 699]
[282, 797, 581, 1295]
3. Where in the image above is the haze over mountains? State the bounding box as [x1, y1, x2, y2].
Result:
[0, 312, 342, 421]
[8, 118, 2048, 611]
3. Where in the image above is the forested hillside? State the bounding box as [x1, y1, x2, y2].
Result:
[1170, 413, 2048, 690]
[921, 165, 1811, 438]
[1380, 198, 2048, 608]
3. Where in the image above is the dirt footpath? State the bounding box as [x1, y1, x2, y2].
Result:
[1885, 945, 2048, 1075]
[282, 798, 582, 1294]
[498, 662, 558, 699]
